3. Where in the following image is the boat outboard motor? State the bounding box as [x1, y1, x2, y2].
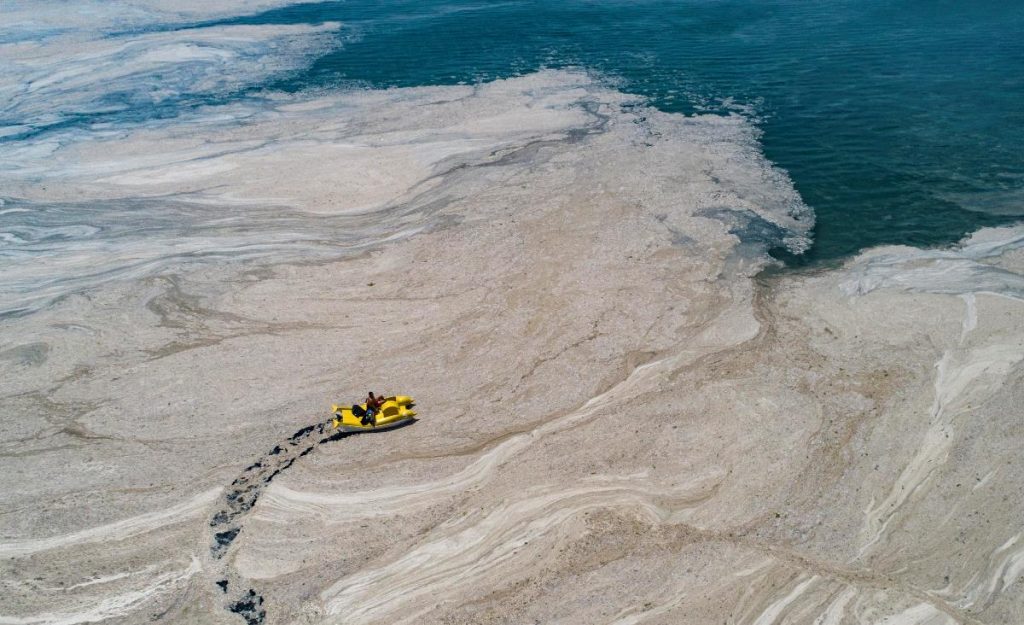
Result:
[352, 404, 377, 426]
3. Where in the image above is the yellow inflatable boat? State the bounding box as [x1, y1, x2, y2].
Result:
[331, 395, 416, 432]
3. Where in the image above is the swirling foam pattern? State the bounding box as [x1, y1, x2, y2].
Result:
[1, 3, 1021, 625]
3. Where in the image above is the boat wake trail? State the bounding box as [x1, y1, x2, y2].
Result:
[207, 421, 352, 625]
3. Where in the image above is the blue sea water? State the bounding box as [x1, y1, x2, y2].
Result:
[199, 0, 1024, 263]
[5, 0, 1024, 263]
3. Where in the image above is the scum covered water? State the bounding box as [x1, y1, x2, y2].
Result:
[65, 0, 1024, 262]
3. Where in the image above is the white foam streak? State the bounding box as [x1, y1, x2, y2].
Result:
[607, 586, 689, 625]
[812, 587, 857, 625]
[0, 73, 622, 316]
[945, 532, 1024, 610]
[318, 475, 720, 624]
[260, 353, 672, 523]
[0, 488, 219, 558]
[750, 575, 820, 625]
[0, 22, 342, 131]
[839, 227, 1024, 300]
[840, 227, 1024, 559]
[0, 557, 200, 625]
[878, 603, 955, 625]
[859, 340, 1024, 556]
[262, 313, 753, 526]
[959, 293, 977, 343]
[0, 0, 331, 36]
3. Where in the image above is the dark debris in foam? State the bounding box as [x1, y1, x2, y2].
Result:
[211, 528, 240, 559]
[289, 424, 317, 440]
[209, 423, 336, 556]
[229, 589, 266, 625]
[207, 419, 355, 623]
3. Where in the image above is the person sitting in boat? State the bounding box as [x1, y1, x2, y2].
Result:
[350, 392, 387, 426]
[366, 391, 385, 413]
[362, 391, 385, 425]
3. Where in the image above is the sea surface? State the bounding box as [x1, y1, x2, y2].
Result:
[4, 4, 1024, 623]
[5, 0, 1023, 263]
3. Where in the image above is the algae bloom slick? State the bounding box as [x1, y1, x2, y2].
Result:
[1, 2, 1022, 624]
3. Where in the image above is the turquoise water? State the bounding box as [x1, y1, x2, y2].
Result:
[206, 0, 1024, 263]
[5, 1, 1023, 263]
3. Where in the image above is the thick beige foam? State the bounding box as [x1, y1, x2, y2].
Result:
[1, 69, 1021, 625]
